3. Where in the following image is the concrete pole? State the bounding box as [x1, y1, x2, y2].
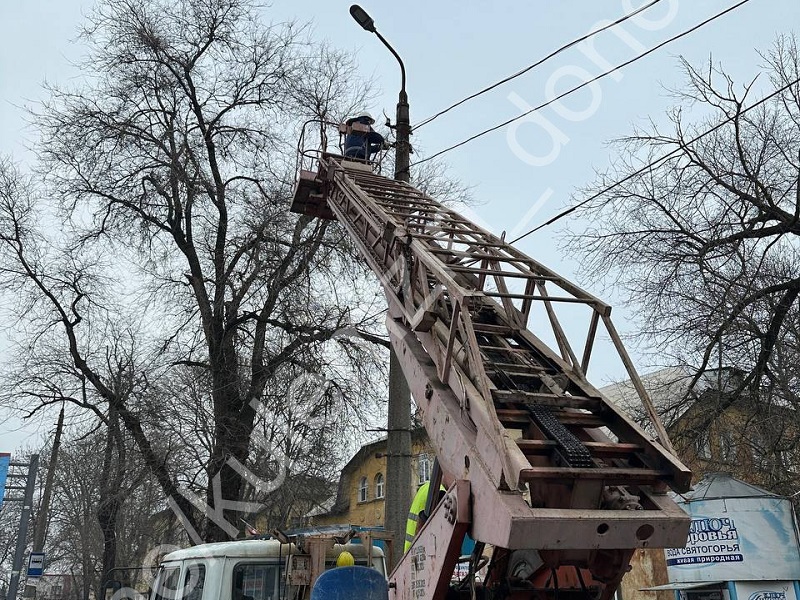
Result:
[24, 408, 65, 598]
[385, 87, 413, 572]
[7, 454, 39, 600]
[394, 90, 411, 183]
[386, 350, 412, 570]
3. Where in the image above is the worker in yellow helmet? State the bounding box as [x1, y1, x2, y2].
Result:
[336, 551, 355, 567]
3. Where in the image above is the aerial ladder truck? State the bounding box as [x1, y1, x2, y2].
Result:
[290, 121, 692, 600]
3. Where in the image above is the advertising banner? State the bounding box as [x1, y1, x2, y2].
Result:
[0, 453, 9, 510]
[666, 497, 800, 582]
[735, 580, 798, 600]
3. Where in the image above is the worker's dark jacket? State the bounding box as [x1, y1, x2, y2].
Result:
[344, 118, 384, 160]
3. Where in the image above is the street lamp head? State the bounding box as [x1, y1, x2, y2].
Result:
[349, 5, 376, 32]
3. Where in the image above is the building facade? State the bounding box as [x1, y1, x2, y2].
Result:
[310, 428, 434, 529]
[602, 367, 800, 495]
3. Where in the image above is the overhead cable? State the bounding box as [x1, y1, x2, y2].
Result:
[413, 0, 665, 130]
[409, 0, 753, 170]
[508, 74, 800, 244]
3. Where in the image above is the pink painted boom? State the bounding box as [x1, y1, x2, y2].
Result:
[291, 154, 691, 600]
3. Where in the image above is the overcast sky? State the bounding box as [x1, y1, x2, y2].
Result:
[1, 0, 798, 452]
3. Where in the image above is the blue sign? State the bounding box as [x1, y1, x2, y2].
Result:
[736, 581, 797, 600]
[28, 552, 45, 577]
[0, 453, 9, 510]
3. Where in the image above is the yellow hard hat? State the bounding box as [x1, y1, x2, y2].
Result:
[336, 551, 355, 567]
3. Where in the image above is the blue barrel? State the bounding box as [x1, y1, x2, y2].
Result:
[310, 566, 388, 600]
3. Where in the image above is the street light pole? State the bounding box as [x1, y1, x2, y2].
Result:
[393, 86, 411, 183]
[350, 5, 412, 570]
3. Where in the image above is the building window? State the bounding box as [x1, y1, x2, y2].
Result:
[417, 453, 431, 485]
[358, 476, 368, 502]
[696, 431, 712, 459]
[375, 473, 385, 499]
[720, 431, 737, 462]
[232, 563, 280, 600]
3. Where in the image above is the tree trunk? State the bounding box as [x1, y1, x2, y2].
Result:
[97, 410, 124, 593]
[206, 375, 257, 542]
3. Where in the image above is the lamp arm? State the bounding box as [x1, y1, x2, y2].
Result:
[375, 30, 406, 95]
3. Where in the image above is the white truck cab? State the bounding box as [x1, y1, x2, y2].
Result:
[150, 539, 385, 600]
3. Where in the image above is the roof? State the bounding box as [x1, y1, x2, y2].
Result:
[641, 582, 724, 591]
[325, 427, 431, 516]
[600, 366, 747, 430]
[163, 539, 384, 562]
[680, 472, 779, 501]
[304, 496, 336, 518]
[338, 427, 431, 476]
[163, 539, 296, 561]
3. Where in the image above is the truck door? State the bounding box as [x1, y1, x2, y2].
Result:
[152, 565, 181, 600]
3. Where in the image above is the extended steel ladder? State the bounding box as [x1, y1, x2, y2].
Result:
[292, 155, 691, 599]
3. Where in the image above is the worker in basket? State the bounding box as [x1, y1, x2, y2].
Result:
[343, 112, 387, 161]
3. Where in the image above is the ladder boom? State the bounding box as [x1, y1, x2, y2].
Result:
[291, 155, 690, 600]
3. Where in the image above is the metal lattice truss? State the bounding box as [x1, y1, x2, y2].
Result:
[292, 156, 690, 554]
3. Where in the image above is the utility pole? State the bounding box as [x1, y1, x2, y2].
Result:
[386, 24, 412, 574]
[6, 454, 39, 600]
[386, 70, 412, 573]
[349, 5, 413, 570]
[23, 408, 65, 598]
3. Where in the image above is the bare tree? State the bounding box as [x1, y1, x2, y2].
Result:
[43, 419, 178, 600]
[0, 0, 386, 543]
[566, 36, 800, 472]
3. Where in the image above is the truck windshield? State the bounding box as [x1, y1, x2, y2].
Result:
[232, 564, 281, 600]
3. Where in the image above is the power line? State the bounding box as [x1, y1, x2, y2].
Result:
[508, 74, 800, 245]
[409, 0, 753, 170]
[413, 0, 665, 130]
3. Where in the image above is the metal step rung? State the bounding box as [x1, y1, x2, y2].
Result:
[485, 368, 547, 379]
[519, 466, 669, 486]
[495, 408, 606, 429]
[483, 360, 550, 370]
[483, 290, 592, 305]
[495, 408, 532, 425]
[558, 412, 607, 428]
[447, 266, 562, 280]
[492, 390, 602, 411]
[472, 322, 518, 336]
